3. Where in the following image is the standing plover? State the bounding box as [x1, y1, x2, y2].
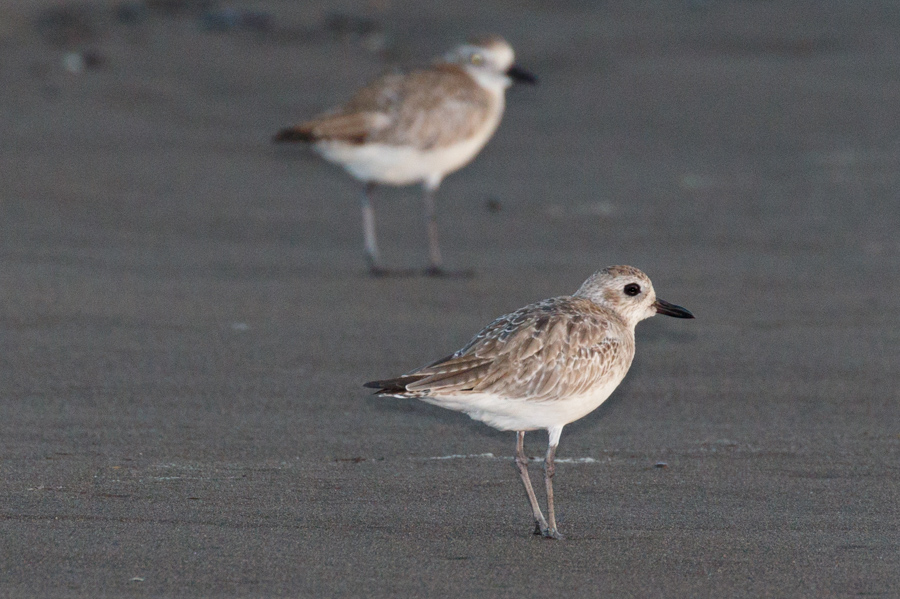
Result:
[365, 266, 694, 539]
[274, 35, 536, 276]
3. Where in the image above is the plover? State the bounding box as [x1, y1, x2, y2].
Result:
[274, 35, 536, 276]
[365, 266, 694, 539]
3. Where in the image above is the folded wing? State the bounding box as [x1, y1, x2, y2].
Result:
[365, 297, 628, 402]
[274, 66, 493, 149]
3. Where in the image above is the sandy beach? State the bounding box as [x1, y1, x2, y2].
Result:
[1, 0, 898, 596]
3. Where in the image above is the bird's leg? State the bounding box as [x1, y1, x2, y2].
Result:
[539, 426, 564, 539]
[421, 184, 443, 276]
[543, 443, 563, 539]
[360, 182, 385, 276]
[515, 431, 548, 535]
[420, 184, 474, 278]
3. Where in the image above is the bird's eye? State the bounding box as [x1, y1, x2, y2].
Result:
[471, 53, 485, 65]
[624, 283, 641, 296]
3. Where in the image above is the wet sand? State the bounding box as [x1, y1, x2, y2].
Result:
[1, 0, 898, 596]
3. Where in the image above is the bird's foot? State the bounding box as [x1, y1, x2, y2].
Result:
[368, 266, 418, 278]
[540, 526, 564, 540]
[422, 266, 475, 279]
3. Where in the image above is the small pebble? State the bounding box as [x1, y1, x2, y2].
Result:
[62, 52, 84, 74]
[485, 197, 502, 213]
[62, 50, 104, 74]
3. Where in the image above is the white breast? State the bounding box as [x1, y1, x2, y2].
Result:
[314, 86, 506, 189]
[314, 129, 494, 188]
[419, 372, 628, 433]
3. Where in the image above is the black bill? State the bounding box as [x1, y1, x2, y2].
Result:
[653, 298, 694, 319]
[507, 64, 537, 84]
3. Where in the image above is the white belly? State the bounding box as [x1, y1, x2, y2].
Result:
[418, 373, 627, 432]
[313, 113, 503, 189]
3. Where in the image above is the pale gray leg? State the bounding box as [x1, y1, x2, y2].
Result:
[422, 185, 443, 275]
[543, 442, 563, 539]
[360, 182, 383, 274]
[515, 431, 549, 535]
[539, 426, 564, 539]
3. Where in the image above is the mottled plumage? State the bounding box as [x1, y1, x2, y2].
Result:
[371, 297, 631, 404]
[274, 36, 536, 275]
[365, 266, 694, 539]
[280, 65, 495, 150]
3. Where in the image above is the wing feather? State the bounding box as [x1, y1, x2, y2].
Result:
[278, 66, 495, 149]
[276, 111, 391, 145]
[366, 297, 634, 402]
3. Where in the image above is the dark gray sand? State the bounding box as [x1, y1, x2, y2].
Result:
[1, 1, 898, 596]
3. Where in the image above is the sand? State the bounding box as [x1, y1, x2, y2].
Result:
[0, 0, 898, 596]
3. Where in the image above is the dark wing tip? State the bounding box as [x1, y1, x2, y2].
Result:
[272, 127, 315, 143]
[362, 378, 409, 393]
[363, 375, 429, 393]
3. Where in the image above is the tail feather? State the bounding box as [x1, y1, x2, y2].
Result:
[272, 126, 316, 143]
[363, 375, 428, 394]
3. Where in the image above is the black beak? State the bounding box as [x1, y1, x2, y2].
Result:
[653, 298, 694, 319]
[506, 64, 537, 85]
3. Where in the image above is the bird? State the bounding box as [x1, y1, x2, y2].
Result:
[364, 266, 694, 539]
[273, 35, 536, 277]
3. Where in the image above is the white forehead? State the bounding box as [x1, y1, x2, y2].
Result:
[596, 266, 652, 287]
[446, 36, 515, 70]
[574, 266, 655, 301]
[474, 38, 515, 69]
[574, 266, 659, 326]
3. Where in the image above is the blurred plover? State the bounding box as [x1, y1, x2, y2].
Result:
[274, 35, 536, 276]
[365, 266, 694, 539]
